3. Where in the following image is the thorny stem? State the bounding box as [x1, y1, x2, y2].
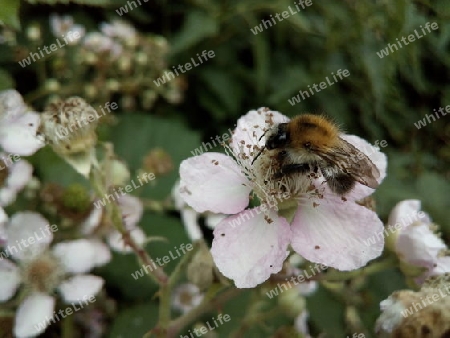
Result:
[145, 287, 243, 338]
[155, 242, 201, 337]
[90, 166, 168, 286]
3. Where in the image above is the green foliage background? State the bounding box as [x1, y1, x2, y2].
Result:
[1, 0, 449, 337]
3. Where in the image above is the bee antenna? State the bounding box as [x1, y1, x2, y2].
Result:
[258, 129, 269, 142]
[251, 146, 265, 165]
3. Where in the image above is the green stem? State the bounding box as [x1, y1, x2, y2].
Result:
[156, 242, 201, 337]
[61, 313, 74, 338]
[320, 256, 397, 282]
[90, 166, 168, 286]
[145, 287, 242, 338]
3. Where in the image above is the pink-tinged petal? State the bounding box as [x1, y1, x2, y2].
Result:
[6, 212, 52, 261]
[231, 108, 288, 163]
[179, 153, 251, 214]
[58, 275, 103, 304]
[428, 256, 450, 277]
[52, 239, 111, 273]
[387, 200, 431, 230]
[291, 197, 384, 270]
[396, 224, 446, 266]
[211, 209, 291, 288]
[107, 227, 146, 253]
[0, 111, 44, 156]
[117, 194, 143, 228]
[14, 292, 55, 338]
[339, 135, 387, 201]
[0, 259, 21, 301]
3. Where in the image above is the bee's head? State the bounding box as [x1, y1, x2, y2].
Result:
[265, 123, 289, 150]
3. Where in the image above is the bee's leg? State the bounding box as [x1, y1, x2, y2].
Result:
[273, 163, 311, 179]
[322, 171, 355, 195]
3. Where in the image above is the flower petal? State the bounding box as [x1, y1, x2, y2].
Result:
[179, 153, 251, 214]
[0, 259, 21, 301]
[6, 212, 52, 261]
[396, 224, 446, 266]
[0, 159, 33, 207]
[211, 209, 291, 288]
[117, 194, 143, 229]
[107, 227, 146, 253]
[0, 111, 44, 156]
[14, 292, 55, 338]
[387, 199, 431, 229]
[337, 135, 387, 200]
[290, 196, 384, 270]
[58, 274, 103, 304]
[52, 239, 111, 273]
[81, 207, 103, 235]
[231, 108, 288, 164]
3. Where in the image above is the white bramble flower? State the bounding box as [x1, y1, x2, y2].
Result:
[171, 283, 204, 314]
[0, 90, 44, 156]
[179, 108, 387, 288]
[100, 20, 138, 44]
[0, 211, 110, 338]
[375, 275, 450, 337]
[49, 14, 85, 45]
[83, 32, 123, 59]
[388, 199, 450, 284]
[83, 194, 146, 253]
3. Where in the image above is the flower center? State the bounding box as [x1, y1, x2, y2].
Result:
[22, 252, 64, 293]
[39, 97, 99, 155]
[179, 290, 194, 306]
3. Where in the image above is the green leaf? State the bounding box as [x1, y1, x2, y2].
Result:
[25, 0, 114, 5]
[109, 114, 201, 200]
[416, 172, 450, 233]
[307, 286, 346, 336]
[198, 68, 244, 117]
[98, 213, 191, 301]
[108, 302, 159, 338]
[0, 0, 20, 29]
[0, 68, 14, 90]
[169, 10, 218, 54]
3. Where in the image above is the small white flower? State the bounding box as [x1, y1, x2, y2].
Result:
[389, 200, 450, 283]
[83, 32, 123, 59]
[171, 283, 204, 313]
[0, 90, 44, 156]
[0, 212, 110, 338]
[50, 14, 85, 45]
[83, 194, 146, 253]
[100, 20, 137, 42]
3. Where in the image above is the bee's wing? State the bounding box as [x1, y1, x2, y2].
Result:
[334, 138, 380, 189]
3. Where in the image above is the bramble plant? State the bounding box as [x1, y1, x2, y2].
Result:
[0, 1, 449, 337]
